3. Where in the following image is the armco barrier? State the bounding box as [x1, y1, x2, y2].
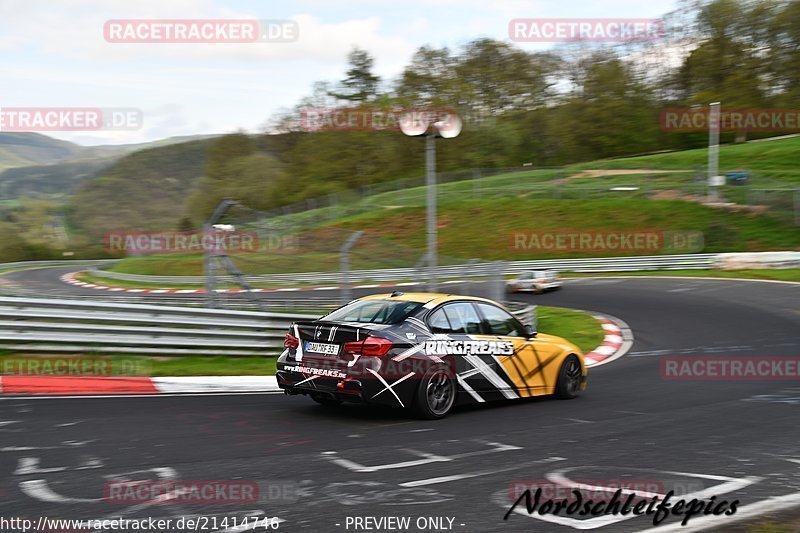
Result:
[0, 297, 314, 356]
[713, 251, 800, 270]
[87, 253, 719, 286]
[0, 259, 115, 270]
[0, 297, 535, 357]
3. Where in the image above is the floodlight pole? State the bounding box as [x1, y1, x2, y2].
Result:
[340, 230, 364, 304]
[708, 102, 721, 203]
[400, 112, 461, 292]
[425, 134, 438, 292]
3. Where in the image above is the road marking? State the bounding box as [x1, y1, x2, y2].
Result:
[2, 440, 94, 452]
[322, 441, 522, 473]
[13, 456, 103, 475]
[20, 479, 102, 503]
[14, 458, 66, 475]
[500, 467, 761, 530]
[401, 456, 565, 488]
[323, 450, 452, 473]
[637, 491, 800, 533]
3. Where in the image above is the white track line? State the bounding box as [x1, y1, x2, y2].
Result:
[638, 491, 800, 532]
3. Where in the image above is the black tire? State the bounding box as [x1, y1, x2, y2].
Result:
[310, 394, 342, 407]
[413, 366, 456, 419]
[554, 355, 582, 399]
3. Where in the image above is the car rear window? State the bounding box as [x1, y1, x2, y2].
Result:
[321, 299, 423, 324]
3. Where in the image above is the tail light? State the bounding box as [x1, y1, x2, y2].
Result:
[343, 336, 393, 357]
[284, 333, 299, 349]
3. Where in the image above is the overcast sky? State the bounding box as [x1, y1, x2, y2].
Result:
[0, 0, 680, 146]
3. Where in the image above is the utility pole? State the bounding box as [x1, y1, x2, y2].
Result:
[708, 102, 721, 203]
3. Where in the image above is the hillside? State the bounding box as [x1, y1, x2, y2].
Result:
[0, 133, 223, 202]
[102, 136, 800, 277]
[65, 139, 215, 241]
[0, 133, 85, 170]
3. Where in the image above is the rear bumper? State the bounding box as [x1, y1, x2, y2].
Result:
[275, 370, 366, 402]
[539, 281, 562, 290]
[508, 281, 562, 292]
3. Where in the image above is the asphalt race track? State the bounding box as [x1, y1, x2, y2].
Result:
[2, 274, 800, 532]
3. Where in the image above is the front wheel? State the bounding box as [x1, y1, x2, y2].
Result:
[413, 366, 456, 419]
[554, 355, 582, 399]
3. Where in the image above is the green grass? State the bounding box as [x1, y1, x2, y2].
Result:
[0, 354, 277, 377]
[105, 197, 800, 278]
[568, 135, 800, 179]
[0, 306, 604, 375]
[747, 517, 800, 533]
[337, 198, 800, 260]
[100, 135, 800, 278]
[146, 356, 277, 376]
[563, 268, 800, 283]
[536, 307, 605, 355]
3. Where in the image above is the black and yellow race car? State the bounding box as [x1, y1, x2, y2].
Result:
[276, 292, 586, 419]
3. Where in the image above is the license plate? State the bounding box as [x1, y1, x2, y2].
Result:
[305, 341, 339, 355]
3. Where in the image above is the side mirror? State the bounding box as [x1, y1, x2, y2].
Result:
[524, 324, 537, 339]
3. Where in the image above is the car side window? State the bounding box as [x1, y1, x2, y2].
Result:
[427, 303, 481, 334]
[476, 303, 523, 337]
[428, 308, 452, 333]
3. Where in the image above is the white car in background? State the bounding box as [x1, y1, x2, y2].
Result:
[507, 270, 563, 294]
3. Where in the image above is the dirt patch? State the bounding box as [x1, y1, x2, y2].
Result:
[650, 189, 770, 214]
[569, 169, 691, 179]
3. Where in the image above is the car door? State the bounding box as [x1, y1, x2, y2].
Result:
[474, 302, 560, 396]
[426, 302, 513, 400]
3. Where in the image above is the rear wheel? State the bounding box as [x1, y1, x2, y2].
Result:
[554, 355, 582, 399]
[310, 394, 342, 407]
[413, 366, 456, 419]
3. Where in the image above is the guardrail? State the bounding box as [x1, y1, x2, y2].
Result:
[0, 296, 316, 357]
[0, 259, 115, 270]
[0, 297, 535, 357]
[88, 253, 718, 286]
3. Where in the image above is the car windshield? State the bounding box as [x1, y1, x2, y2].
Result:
[321, 299, 423, 325]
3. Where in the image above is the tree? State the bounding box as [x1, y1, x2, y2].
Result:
[328, 47, 381, 103]
[396, 46, 458, 108]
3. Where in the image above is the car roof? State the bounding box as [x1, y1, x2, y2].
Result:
[359, 292, 501, 307]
